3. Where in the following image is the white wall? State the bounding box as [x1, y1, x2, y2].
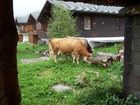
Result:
[23, 33, 29, 42]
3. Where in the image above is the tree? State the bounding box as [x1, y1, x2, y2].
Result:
[47, 6, 78, 38]
[0, 0, 21, 104]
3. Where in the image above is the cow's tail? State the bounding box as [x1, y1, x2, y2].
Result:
[48, 39, 53, 58]
[48, 39, 52, 50]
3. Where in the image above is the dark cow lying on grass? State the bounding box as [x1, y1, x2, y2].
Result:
[48, 37, 93, 64]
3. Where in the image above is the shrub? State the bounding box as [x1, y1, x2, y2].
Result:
[105, 94, 140, 105]
[47, 6, 78, 38]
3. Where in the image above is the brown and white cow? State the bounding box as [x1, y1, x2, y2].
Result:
[49, 37, 92, 57]
[48, 38, 93, 64]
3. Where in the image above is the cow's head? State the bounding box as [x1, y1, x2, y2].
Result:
[83, 53, 93, 64]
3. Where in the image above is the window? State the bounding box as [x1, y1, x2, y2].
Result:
[36, 22, 42, 30]
[20, 25, 24, 31]
[84, 16, 91, 30]
[115, 18, 123, 30]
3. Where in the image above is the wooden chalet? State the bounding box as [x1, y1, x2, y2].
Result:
[15, 15, 38, 43]
[15, 15, 35, 33]
[0, 0, 140, 104]
[31, 12, 47, 33]
[15, 12, 48, 44]
[38, 0, 124, 37]
[64, 0, 140, 100]
[30, 12, 48, 40]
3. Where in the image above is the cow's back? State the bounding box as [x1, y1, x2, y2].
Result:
[57, 38, 81, 54]
[66, 36, 92, 54]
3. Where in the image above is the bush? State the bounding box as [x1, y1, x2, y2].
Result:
[47, 6, 78, 38]
[105, 94, 140, 105]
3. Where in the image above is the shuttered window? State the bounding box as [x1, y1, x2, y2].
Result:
[84, 16, 91, 30]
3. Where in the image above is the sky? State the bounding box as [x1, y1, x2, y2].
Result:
[13, 0, 46, 17]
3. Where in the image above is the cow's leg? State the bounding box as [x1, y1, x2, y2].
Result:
[50, 51, 58, 63]
[76, 56, 80, 64]
[52, 54, 57, 63]
[49, 51, 54, 59]
[48, 42, 54, 58]
[83, 56, 90, 64]
[73, 52, 80, 64]
[49, 50, 56, 62]
[72, 52, 79, 64]
[52, 48, 60, 63]
[72, 54, 76, 63]
[57, 50, 61, 56]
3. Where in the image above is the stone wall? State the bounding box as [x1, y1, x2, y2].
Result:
[123, 14, 140, 98]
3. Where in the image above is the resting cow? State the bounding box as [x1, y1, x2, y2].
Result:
[48, 37, 93, 64]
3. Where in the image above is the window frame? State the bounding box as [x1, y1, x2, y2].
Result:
[84, 16, 91, 30]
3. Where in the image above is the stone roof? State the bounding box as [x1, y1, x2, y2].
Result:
[48, 0, 123, 14]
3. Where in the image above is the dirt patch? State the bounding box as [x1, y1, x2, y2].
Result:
[20, 57, 49, 64]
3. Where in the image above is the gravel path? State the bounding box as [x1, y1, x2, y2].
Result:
[20, 57, 49, 64]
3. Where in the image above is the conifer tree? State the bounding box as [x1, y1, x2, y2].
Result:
[47, 6, 78, 38]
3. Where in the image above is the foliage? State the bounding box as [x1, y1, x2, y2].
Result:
[47, 6, 78, 38]
[17, 43, 140, 105]
[93, 43, 123, 56]
[104, 94, 140, 105]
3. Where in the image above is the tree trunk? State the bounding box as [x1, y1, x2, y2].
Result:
[0, 0, 21, 105]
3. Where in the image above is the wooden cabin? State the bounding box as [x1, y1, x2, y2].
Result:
[38, 0, 124, 37]
[64, 0, 140, 99]
[30, 12, 47, 32]
[15, 15, 35, 33]
[15, 12, 48, 44]
[30, 12, 48, 40]
[15, 15, 38, 43]
[0, 0, 140, 104]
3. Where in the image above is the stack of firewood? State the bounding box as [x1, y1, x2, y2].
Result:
[91, 55, 113, 67]
[118, 48, 124, 61]
[91, 49, 124, 67]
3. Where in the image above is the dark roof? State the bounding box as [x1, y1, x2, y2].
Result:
[16, 16, 29, 24]
[48, 0, 123, 14]
[41, 0, 123, 14]
[63, 0, 139, 6]
[30, 12, 40, 21]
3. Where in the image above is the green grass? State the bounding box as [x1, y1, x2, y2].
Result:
[17, 42, 48, 62]
[94, 43, 123, 56]
[17, 42, 140, 105]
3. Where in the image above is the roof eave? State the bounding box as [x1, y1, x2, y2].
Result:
[73, 10, 123, 16]
[63, 0, 139, 6]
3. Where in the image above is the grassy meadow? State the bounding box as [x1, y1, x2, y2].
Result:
[17, 42, 140, 105]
